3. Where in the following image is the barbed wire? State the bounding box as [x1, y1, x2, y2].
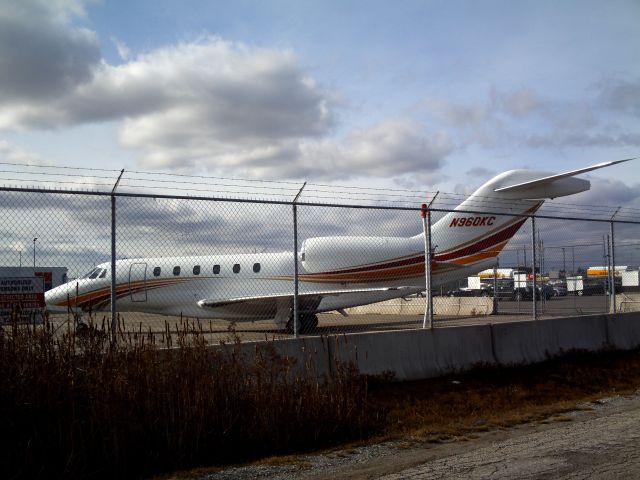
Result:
[0, 161, 638, 221]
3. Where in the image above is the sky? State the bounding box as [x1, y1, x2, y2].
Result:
[0, 0, 638, 196]
[0, 0, 640, 274]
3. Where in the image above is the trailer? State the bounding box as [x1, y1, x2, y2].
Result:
[622, 270, 640, 288]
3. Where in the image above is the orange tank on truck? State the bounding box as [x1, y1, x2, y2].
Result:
[586, 266, 628, 277]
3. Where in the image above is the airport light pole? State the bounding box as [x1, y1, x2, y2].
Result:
[33, 238, 37, 268]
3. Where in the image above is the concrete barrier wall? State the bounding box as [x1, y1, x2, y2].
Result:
[329, 325, 495, 380]
[607, 313, 640, 350]
[491, 315, 609, 365]
[342, 297, 494, 316]
[617, 293, 640, 313]
[224, 312, 640, 382]
[216, 335, 333, 379]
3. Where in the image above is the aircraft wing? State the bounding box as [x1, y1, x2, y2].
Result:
[197, 286, 417, 310]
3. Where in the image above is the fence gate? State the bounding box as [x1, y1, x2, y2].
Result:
[128, 262, 148, 302]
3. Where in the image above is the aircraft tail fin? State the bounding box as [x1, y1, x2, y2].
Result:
[427, 158, 632, 266]
[492, 158, 633, 199]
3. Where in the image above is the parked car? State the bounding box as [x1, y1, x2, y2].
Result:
[486, 279, 517, 299]
[447, 284, 492, 297]
[513, 285, 538, 300]
[576, 279, 605, 296]
[513, 284, 553, 301]
[540, 284, 555, 299]
[547, 280, 568, 297]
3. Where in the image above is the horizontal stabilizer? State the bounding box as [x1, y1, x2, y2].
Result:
[494, 158, 633, 193]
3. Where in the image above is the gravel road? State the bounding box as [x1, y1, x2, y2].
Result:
[199, 392, 640, 480]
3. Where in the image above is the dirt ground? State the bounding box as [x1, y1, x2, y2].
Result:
[195, 392, 640, 480]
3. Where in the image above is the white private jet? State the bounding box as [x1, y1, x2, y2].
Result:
[45, 159, 630, 332]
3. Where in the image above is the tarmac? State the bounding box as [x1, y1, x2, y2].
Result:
[48, 295, 614, 344]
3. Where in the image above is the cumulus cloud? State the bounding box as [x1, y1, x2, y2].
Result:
[0, 141, 45, 164]
[0, 0, 99, 103]
[422, 84, 640, 151]
[466, 166, 495, 177]
[0, 37, 333, 135]
[289, 120, 453, 181]
[490, 87, 542, 118]
[569, 177, 640, 208]
[597, 78, 640, 117]
[111, 37, 131, 61]
[0, 0, 455, 181]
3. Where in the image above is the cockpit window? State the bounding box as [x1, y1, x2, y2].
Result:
[83, 268, 100, 279]
[99, 269, 107, 278]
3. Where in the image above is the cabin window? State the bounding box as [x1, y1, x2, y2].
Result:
[99, 269, 107, 278]
[193, 265, 201, 275]
[173, 266, 181, 276]
[153, 267, 161, 277]
[253, 263, 261, 273]
[233, 264, 241, 274]
[213, 265, 220, 274]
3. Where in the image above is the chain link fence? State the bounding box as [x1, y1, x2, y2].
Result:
[2, 182, 639, 345]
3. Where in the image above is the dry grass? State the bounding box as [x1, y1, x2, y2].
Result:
[369, 348, 640, 442]
[0, 315, 375, 479]
[5, 312, 640, 479]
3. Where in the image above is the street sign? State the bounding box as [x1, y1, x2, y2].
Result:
[0, 276, 45, 324]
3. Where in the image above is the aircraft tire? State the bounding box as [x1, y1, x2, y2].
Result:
[76, 322, 89, 336]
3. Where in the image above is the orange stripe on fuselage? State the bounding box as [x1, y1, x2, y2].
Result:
[55, 277, 188, 308]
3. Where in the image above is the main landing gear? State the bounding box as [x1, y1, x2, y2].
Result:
[285, 313, 319, 334]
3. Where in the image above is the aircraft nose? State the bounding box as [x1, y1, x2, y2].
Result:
[45, 285, 69, 313]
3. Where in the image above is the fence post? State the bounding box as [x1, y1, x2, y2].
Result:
[531, 216, 537, 320]
[292, 183, 306, 337]
[110, 169, 124, 349]
[610, 221, 616, 313]
[493, 257, 498, 315]
[421, 204, 433, 329]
